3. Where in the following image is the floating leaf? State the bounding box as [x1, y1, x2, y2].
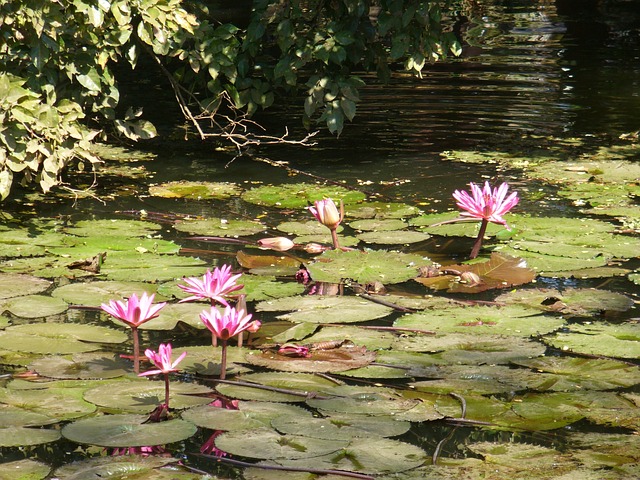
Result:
[29, 353, 130, 380]
[0, 384, 96, 421]
[394, 305, 563, 337]
[415, 252, 536, 293]
[0, 426, 61, 447]
[1, 294, 68, 318]
[256, 295, 393, 324]
[245, 344, 376, 373]
[64, 219, 162, 237]
[349, 219, 408, 231]
[99, 252, 208, 282]
[301, 325, 396, 350]
[236, 250, 301, 270]
[241, 183, 365, 209]
[0, 274, 51, 299]
[215, 428, 349, 459]
[0, 459, 51, 479]
[174, 345, 253, 376]
[357, 230, 430, 245]
[306, 385, 420, 416]
[53, 456, 180, 480]
[410, 212, 505, 237]
[307, 249, 427, 284]
[51, 281, 159, 306]
[493, 246, 609, 273]
[148, 180, 242, 199]
[174, 218, 265, 237]
[61, 414, 196, 447]
[276, 220, 344, 236]
[83, 380, 212, 413]
[272, 413, 411, 440]
[347, 201, 420, 219]
[133, 302, 208, 331]
[0, 404, 56, 427]
[545, 323, 640, 359]
[467, 441, 570, 473]
[495, 288, 634, 315]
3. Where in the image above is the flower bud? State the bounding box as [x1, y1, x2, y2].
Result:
[257, 237, 295, 251]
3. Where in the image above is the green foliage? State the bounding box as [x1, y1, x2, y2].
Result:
[0, 0, 459, 199]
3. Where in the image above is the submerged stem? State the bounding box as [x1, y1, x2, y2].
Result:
[469, 219, 489, 259]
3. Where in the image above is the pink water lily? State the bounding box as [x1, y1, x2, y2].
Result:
[200, 306, 261, 380]
[101, 292, 166, 329]
[257, 237, 295, 251]
[453, 181, 519, 229]
[139, 343, 186, 410]
[452, 181, 519, 259]
[307, 198, 344, 249]
[101, 292, 166, 373]
[178, 265, 243, 306]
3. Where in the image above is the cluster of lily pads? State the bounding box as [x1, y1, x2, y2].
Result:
[0, 163, 639, 478]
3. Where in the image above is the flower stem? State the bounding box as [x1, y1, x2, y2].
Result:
[330, 228, 340, 249]
[164, 373, 170, 408]
[469, 219, 489, 259]
[132, 326, 140, 374]
[220, 339, 228, 380]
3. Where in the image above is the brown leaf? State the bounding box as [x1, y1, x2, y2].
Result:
[236, 250, 301, 269]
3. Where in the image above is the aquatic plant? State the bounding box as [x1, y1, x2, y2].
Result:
[257, 236, 295, 251]
[308, 198, 344, 249]
[199, 306, 261, 380]
[101, 292, 166, 373]
[452, 181, 519, 258]
[139, 343, 187, 411]
[177, 265, 244, 307]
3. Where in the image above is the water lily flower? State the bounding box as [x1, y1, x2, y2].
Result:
[307, 198, 344, 249]
[452, 181, 519, 259]
[200, 306, 261, 380]
[139, 343, 186, 410]
[178, 264, 243, 306]
[277, 343, 311, 358]
[453, 181, 519, 229]
[101, 292, 166, 373]
[257, 237, 295, 251]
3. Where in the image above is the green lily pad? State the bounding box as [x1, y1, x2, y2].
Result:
[494, 288, 634, 315]
[0, 384, 96, 421]
[292, 234, 360, 248]
[148, 180, 242, 199]
[178, 345, 254, 376]
[64, 219, 163, 237]
[61, 414, 196, 447]
[182, 402, 313, 431]
[394, 305, 564, 337]
[346, 201, 420, 219]
[0, 404, 57, 427]
[52, 456, 180, 480]
[215, 427, 349, 459]
[0, 228, 51, 257]
[528, 159, 640, 185]
[241, 183, 365, 209]
[272, 413, 411, 439]
[0, 459, 51, 480]
[302, 325, 396, 350]
[276, 220, 344, 236]
[256, 295, 393, 324]
[260, 437, 429, 475]
[234, 274, 306, 302]
[545, 323, 640, 359]
[99, 252, 209, 282]
[29, 353, 130, 380]
[131, 302, 208, 331]
[467, 441, 568, 472]
[49, 235, 181, 256]
[83, 380, 213, 413]
[306, 385, 420, 416]
[51, 281, 160, 306]
[0, 426, 61, 447]
[307, 249, 427, 284]
[349, 219, 408, 231]
[0, 274, 51, 299]
[493, 246, 609, 273]
[357, 230, 431, 245]
[410, 212, 506, 237]
[245, 345, 377, 373]
[173, 218, 265, 237]
[1, 294, 68, 318]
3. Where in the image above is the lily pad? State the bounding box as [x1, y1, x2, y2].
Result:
[301, 325, 396, 350]
[307, 249, 427, 284]
[0, 274, 51, 299]
[83, 380, 213, 413]
[0, 404, 57, 427]
[346, 201, 420, 219]
[64, 219, 163, 237]
[182, 402, 313, 431]
[394, 305, 564, 337]
[51, 281, 160, 306]
[241, 183, 365, 209]
[215, 427, 349, 459]
[256, 295, 393, 324]
[494, 288, 634, 315]
[349, 219, 408, 231]
[52, 456, 181, 480]
[0, 426, 61, 447]
[357, 230, 431, 245]
[0, 384, 96, 421]
[276, 220, 344, 236]
[545, 323, 640, 359]
[0, 459, 51, 480]
[174, 217, 265, 237]
[178, 345, 254, 376]
[306, 385, 421, 416]
[61, 414, 197, 447]
[410, 212, 506, 237]
[493, 246, 609, 273]
[1, 294, 68, 318]
[131, 302, 209, 331]
[29, 353, 130, 380]
[272, 413, 411, 439]
[148, 180, 242, 199]
[99, 252, 209, 282]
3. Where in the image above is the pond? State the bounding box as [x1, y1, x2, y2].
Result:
[1, 1, 640, 479]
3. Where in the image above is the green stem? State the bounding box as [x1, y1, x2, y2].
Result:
[164, 373, 170, 408]
[469, 219, 488, 259]
[132, 326, 140, 374]
[220, 339, 228, 380]
[330, 228, 340, 249]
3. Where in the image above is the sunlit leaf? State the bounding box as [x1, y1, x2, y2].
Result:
[174, 218, 265, 237]
[148, 180, 242, 199]
[0, 273, 51, 299]
[241, 183, 365, 209]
